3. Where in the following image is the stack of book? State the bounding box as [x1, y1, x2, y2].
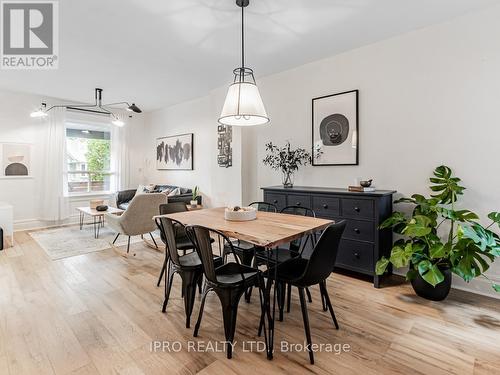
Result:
[348, 186, 376, 192]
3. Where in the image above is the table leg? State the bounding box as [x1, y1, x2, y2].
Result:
[264, 246, 279, 360]
[96, 216, 102, 238]
[79, 212, 83, 230]
[93, 216, 97, 239]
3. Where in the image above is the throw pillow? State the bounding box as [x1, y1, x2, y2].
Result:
[167, 187, 181, 197]
[143, 184, 157, 193]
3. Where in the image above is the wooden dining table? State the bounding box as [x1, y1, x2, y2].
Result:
[156, 206, 333, 359]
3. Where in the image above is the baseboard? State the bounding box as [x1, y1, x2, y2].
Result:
[14, 214, 80, 231]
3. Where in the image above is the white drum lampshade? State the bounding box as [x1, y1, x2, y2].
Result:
[219, 81, 269, 126]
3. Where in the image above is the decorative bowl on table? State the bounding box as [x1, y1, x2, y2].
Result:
[224, 206, 257, 221]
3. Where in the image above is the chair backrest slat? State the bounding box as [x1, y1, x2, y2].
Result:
[158, 202, 188, 244]
[249, 201, 277, 213]
[298, 221, 346, 286]
[155, 217, 184, 265]
[280, 205, 316, 252]
[186, 226, 218, 283]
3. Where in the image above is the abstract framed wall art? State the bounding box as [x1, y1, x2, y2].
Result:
[312, 90, 359, 166]
[1, 143, 32, 176]
[217, 125, 232, 168]
[156, 133, 193, 170]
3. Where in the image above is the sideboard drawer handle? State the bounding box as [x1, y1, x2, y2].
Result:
[354, 206, 360, 212]
[354, 228, 360, 234]
[273, 200, 278, 204]
[354, 252, 360, 259]
[296, 202, 301, 206]
[323, 204, 328, 209]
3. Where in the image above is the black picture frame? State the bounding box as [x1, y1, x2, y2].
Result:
[156, 133, 194, 170]
[311, 89, 359, 166]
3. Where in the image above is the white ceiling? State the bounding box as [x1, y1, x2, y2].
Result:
[1, 0, 499, 111]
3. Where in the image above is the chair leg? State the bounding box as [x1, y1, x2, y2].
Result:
[180, 270, 199, 328]
[112, 233, 120, 244]
[157, 255, 168, 287]
[126, 236, 131, 254]
[245, 255, 259, 303]
[197, 274, 203, 294]
[149, 232, 158, 249]
[286, 283, 292, 313]
[305, 287, 313, 303]
[216, 287, 245, 359]
[298, 287, 315, 365]
[320, 281, 339, 329]
[320, 284, 327, 311]
[277, 281, 285, 322]
[162, 264, 175, 313]
[194, 284, 212, 337]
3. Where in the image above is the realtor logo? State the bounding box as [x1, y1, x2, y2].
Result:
[1, 1, 59, 69]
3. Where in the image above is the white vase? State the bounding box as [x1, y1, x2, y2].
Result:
[190, 200, 198, 208]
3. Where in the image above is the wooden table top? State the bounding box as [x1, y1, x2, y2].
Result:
[155, 207, 333, 248]
[76, 206, 123, 216]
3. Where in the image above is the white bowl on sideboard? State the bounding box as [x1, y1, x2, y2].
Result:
[224, 207, 257, 221]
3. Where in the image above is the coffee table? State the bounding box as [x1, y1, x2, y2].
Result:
[76, 206, 123, 238]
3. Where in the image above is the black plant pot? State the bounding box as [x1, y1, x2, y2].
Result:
[411, 267, 452, 301]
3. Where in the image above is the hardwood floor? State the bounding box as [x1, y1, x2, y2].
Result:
[1, 229, 499, 375]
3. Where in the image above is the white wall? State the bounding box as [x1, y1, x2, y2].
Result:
[246, 5, 500, 297]
[143, 90, 242, 208]
[0, 89, 146, 230]
[141, 5, 500, 298]
[0, 90, 49, 229]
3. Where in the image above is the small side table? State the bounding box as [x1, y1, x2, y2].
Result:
[0, 202, 14, 249]
[76, 206, 123, 239]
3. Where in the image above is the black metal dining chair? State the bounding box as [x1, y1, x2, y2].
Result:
[221, 202, 277, 302]
[261, 221, 346, 364]
[186, 224, 268, 359]
[156, 202, 192, 287]
[254, 205, 319, 316]
[222, 201, 277, 265]
[155, 217, 222, 328]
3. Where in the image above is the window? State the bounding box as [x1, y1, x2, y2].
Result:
[65, 126, 112, 194]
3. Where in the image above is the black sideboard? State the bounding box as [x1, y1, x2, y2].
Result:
[261, 186, 396, 287]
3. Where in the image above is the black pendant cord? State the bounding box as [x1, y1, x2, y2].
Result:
[241, 4, 245, 69]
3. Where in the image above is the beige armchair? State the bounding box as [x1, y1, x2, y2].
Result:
[106, 193, 167, 254]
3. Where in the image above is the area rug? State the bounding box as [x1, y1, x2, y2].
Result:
[29, 226, 159, 260]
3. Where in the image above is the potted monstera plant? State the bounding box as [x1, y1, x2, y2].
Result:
[376, 165, 500, 300]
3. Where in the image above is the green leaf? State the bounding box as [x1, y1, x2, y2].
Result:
[493, 284, 500, 293]
[404, 215, 432, 237]
[429, 165, 465, 204]
[406, 269, 417, 281]
[429, 243, 446, 259]
[380, 212, 407, 230]
[451, 240, 492, 282]
[389, 243, 414, 269]
[439, 209, 479, 222]
[394, 197, 417, 204]
[488, 212, 500, 227]
[375, 257, 390, 275]
[417, 260, 445, 287]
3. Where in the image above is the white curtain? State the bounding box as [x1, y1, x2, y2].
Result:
[110, 114, 130, 191]
[39, 107, 70, 221]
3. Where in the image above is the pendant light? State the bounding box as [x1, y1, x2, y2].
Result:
[218, 0, 269, 126]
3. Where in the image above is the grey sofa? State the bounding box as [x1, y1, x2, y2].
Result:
[116, 185, 201, 210]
